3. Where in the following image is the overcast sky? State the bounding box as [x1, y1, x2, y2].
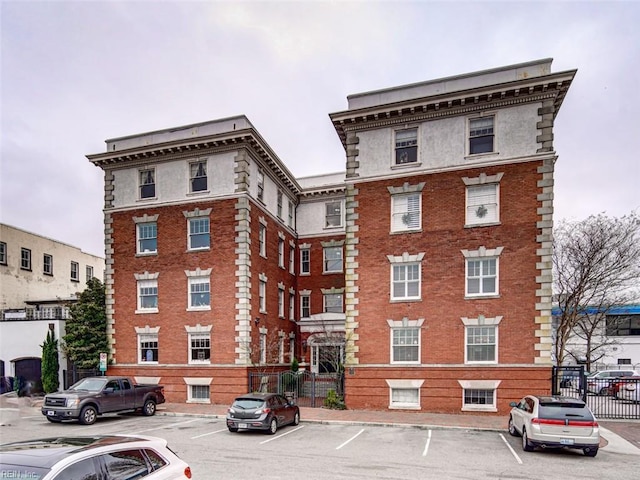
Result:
[1, 0, 638, 258]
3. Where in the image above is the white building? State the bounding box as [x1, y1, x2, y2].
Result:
[0, 223, 105, 392]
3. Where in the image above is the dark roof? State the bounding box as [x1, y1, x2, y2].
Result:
[0, 436, 146, 469]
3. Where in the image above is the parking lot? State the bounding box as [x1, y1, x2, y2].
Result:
[2, 410, 639, 479]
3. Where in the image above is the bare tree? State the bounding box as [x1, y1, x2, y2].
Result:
[553, 212, 640, 370]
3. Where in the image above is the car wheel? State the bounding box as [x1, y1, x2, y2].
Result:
[79, 406, 97, 425]
[583, 447, 598, 457]
[599, 387, 610, 396]
[228, 427, 238, 433]
[522, 428, 534, 452]
[292, 411, 300, 426]
[46, 416, 62, 423]
[268, 417, 278, 435]
[508, 417, 519, 437]
[142, 399, 156, 416]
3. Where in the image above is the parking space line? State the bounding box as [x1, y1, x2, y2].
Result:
[260, 425, 305, 444]
[191, 427, 228, 439]
[336, 428, 365, 450]
[130, 418, 199, 433]
[499, 433, 523, 464]
[422, 430, 432, 457]
[76, 417, 142, 430]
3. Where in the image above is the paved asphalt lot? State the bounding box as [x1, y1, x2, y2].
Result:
[1, 401, 639, 480]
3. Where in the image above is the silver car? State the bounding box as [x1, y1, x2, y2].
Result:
[508, 395, 600, 457]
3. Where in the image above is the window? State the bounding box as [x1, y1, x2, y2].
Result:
[289, 245, 295, 274]
[189, 217, 210, 250]
[139, 168, 156, 199]
[279, 335, 285, 363]
[391, 264, 420, 300]
[469, 116, 494, 154]
[466, 326, 496, 363]
[466, 259, 497, 296]
[278, 287, 285, 318]
[395, 128, 418, 165]
[289, 292, 295, 320]
[137, 222, 157, 254]
[70, 261, 79, 282]
[102, 450, 149, 479]
[325, 201, 342, 228]
[86, 265, 94, 282]
[188, 277, 210, 309]
[138, 279, 158, 311]
[277, 190, 283, 218]
[466, 184, 499, 225]
[278, 238, 285, 268]
[300, 293, 310, 318]
[190, 384, 210, 402]
[0, 242, 6, 265]
[606, 315, 640, 336]
[464, 389, 495, 406]
[58, 457, 98, 480]
[43, 254, 53, 275]
[323, 246, 343, 273]
[391, 193, 421, 232]
[324, 293, 343, 313]
[139, 333, 158, 362]
[259, 276, 267, 313]
[288, 200, 295, 227]
[257, 168, 265, 202]
[617, 358, 632, 365]
[386, 379, 423, 409]
[259, 330, 267, 364]
[20, 248, 31, 270]
[259, 224, 267, 257]
[300, 247, 310, 274]
[189, 333, 211, 363]
[190, 160, 207, 192]
[391, 328, 420, 363]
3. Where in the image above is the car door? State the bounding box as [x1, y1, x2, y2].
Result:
[102, 380, 124, 412]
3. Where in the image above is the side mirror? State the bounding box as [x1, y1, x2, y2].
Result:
[104, 387, 115, 394]
[509, 401, 518, 408]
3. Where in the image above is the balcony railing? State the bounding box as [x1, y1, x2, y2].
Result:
[1, 306, 72, 321]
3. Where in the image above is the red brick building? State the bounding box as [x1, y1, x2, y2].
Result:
[88, 59, 576, 414]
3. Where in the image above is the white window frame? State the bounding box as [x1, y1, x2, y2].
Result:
[278, 238, 285, 268]
[86, 265, 93, 282]
[188, 276, 211, 311]
[70, 261, 79, 282]
[462, 173, 503, 227]
[458, 380, 501, 412]
[259, 274, 267, 313]
[289, 292, 295, 320]
[394, 127, 418, 165]
[462, 315, 501, 364]
[277, 190, 283, 219]
[278, 286, 285, 318]
[137, 222, 158, 255]
[323, 246, 343, 273]
[188, 332, 211, 364]
[300, 292, 310, 318]
[279, 333, 285, 363]
[325, 201, 343, 228]
[391, 327, 420, 364]
[468, 115, 495, 155]
[43, 254, 53, 276]
[20, 248, 31, 270]
[188, 217, 210, 251]
[184, 377, 212, 403]
[139, 168, 156, 199]
[391, 193, 421, 232]
[465, 326, 497, 364]
[323, 293, 343, 313]
[259, 328, 267, 364]
[0, 242, 6, 265]
[259, 223, 267, 257]
[257, 168, 265, 202]
[386, 379, 424, 410]
[388, 252, 424, 302]
[136, 279, 159, 313]
[300, 246, 310, 275]
[289, 244, 295, 274]
[462, 246, 503, 298]
[288, 200, 295, 228]
[138, 332, 159, 364]
[189, 160, 208, 193]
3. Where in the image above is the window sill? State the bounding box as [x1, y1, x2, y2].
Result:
[324, 225, 344, 230]
[299, 272, 310, 276]
[187, 247, 210, 253]
[390, 298, 422, 303]
[135, 308, 159, 314]
[464, 294, 500, 300]
[461, 404, 497, 413]
[44, 272, 53, 277]
[187, 307, 211, 312]
[187, 399, 211, 404]
[390, 229, 423, 235]
[464, 222, 501, 229]
[390, 361, 420, 365]
[137, 197, 158, 202]
[188, 361, 211, 365]
[70, 279, 80, 283]
[389, 404, 421, 410]
[136, 252, 158, 257]
[323, 270, 344, 275]
[138, 361, 159, 365]
[187, 190, 210, 197]
[464, 151, 499, 160]
[391, 162, 422, 170]
[465, 361, 498, 365]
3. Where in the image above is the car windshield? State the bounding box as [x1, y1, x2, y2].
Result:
[538, 403, 594, 421]
[69, 378, 108, 392]
[233, 398, 265, 409]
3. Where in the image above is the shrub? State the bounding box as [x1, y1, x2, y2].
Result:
[323, 389, 346, 410]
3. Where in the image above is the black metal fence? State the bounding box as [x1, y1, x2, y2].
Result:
[64, 368, 99, 390]
[552, 366, 640, 419]
[248, 370, 344, 408]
